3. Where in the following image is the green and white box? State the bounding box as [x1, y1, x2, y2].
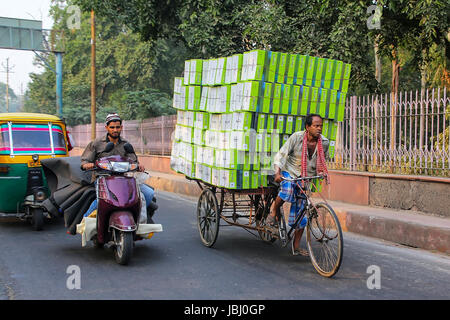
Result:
[304, 56, 317, 87]
[187, 86, 201, 110]
[274, 115, 285, 134]
[308, 87, 319, 114]
[268, 51, 280, 83]
[221, 112, 233, 131]
[242, 49, 268, 81]
[173, 77, 184, 94]
[295, 116, 304, 132]
[232, 112, 254, 131]
[285, 115, 295, 134]
[281, 84, 293, 114]
[199, 87, 209, 111]
[341, 63, 352, 93]
[271, 83, 282, 114]
[242, 81, 263, 112]
[327, 89, 338, 120]
[208, 59, 218, 86]
[184, 60, 190, 85]
[215, 57, 227, 85]
[251, 171, 260, 189]
[211, 168, 220, 187]
[262, 82, 272, 113]
[323, 59, 335, 89]
[202, 60, 209, 86]
[313, 57, 326, 88]
[189, 59, 203, 85]
[318, 88, 329, 118]
[295, 55, 308, 86]
[328, 120, 338, 141]
[193, 128, 205, 145]
[336, 92, 346, 122]
[257, 113, 267, 133]
[286, 54, 298, 84]
[328, 140, 336, 159]
[241, 170, 250, 189]
[332, 60, 344, 92]
[276, 52, 289, 83]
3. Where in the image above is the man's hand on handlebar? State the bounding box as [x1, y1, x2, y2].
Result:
[82, 163, 95, 170]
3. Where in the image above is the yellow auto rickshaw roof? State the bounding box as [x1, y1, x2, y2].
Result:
[0, 112, 64, 123]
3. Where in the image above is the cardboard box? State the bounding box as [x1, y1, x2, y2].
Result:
[276, 52, 289, 83]
[327, 89, 338, 120]
[281, 84, 292, 114]
[268, 51, 280, 83]
[286, 54, 298, 84]
[199, 87, 209, 112]
[295, 55, 308, 86]
[341, 63, 352, 93]
[187, 86, 201, 110]
[295, 116, 304, 132]
[332, 60, 343, 92]
[323, 59, 335, 89]
[262, 82, 272, 113]
[304, 56, 317, 87]
[189, 59, 203, 85]
[318, 88, 328, 118]
[271, 83, 282, 114]
[313, 57, 326, 88]
[215, 57, 227, 85]
[299, 85, 310, 116]
[328, 140, 336, 159]
[337, 92, 346, 122]
[184, 60, 190, 85]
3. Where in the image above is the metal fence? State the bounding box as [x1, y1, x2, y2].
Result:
[331, 87, 449, 177]
[69, 115, 176, 156]
[69, 87, 449, 177]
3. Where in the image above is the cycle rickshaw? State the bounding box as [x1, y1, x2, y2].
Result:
[192, 175, 344, 278]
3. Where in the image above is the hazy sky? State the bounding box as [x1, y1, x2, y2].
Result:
[0, 0, 54, 95]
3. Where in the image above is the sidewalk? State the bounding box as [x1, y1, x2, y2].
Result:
[145, 170, 450, 255]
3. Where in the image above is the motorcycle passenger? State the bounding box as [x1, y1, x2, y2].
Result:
[80, 113, 157, 222]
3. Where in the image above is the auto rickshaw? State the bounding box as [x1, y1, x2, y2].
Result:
[0, 112, 74, 230]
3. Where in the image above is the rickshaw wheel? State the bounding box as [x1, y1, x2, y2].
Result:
[197, 188, 220, 248]
[31, 208, 44, 231]
[256, 207, 277, 243]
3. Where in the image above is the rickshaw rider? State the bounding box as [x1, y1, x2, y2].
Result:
[268, 113, 329, 256]
[80, 113, 156, 221]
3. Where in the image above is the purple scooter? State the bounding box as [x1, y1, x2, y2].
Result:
[91, 142, 142, 265]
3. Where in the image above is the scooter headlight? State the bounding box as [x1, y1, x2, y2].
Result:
[97, 161, 112, 171]
[110, 162, 131, 173]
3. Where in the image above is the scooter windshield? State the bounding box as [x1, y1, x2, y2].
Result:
[0, 123, 67, 155]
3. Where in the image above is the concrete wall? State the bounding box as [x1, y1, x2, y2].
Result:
[70, 148, 450, 218]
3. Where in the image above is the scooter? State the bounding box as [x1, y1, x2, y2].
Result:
[85, 142, 161, 265]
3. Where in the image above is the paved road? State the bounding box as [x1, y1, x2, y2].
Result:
[0, 190, 449, 300]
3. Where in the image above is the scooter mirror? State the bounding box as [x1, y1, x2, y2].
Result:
[124, 143, 135, 154]
[104, 142, 115, 153]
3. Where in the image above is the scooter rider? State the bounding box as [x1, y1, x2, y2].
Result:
[80, 113, 157, 222]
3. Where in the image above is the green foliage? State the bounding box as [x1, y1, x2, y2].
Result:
[24, 0, 180, 126]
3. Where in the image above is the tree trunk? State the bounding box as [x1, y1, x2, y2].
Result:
[374, 36, 382, 84]
[390, 48, 399, 173]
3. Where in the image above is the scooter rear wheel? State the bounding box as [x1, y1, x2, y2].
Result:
[114, 230, 133, 265]
[31, 208, 44, 231]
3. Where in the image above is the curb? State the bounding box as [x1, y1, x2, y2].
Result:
[146, 171, 450, 255]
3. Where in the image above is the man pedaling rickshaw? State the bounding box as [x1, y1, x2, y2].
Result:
[268, 113, 330, 257]
[80, 113, 158, 223]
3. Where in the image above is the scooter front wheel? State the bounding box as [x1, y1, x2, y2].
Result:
[114, 230, 133, 265]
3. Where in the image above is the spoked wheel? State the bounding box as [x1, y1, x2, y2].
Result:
[255, 206, 277, 243]
[306, 202, 343, 278]
[114, 230, 134, 265]
[31, 208, 44, 231]
[197, 188, 220, 247]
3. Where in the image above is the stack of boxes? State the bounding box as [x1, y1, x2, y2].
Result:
[171, 49, 351, 190]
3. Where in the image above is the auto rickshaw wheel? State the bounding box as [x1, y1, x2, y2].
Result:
[31, 208, 44, 231]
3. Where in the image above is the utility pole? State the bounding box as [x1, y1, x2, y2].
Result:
[1, 58, 15, 113]
[90, 10, 96, 140]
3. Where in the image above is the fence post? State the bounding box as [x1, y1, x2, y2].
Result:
[349, 96, 357, 171]
[161, 115, 165, 156]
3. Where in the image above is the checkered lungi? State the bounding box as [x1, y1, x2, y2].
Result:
[278, 171, 307, 229]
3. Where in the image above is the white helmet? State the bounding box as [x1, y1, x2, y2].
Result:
[105, 113, 122, 125]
